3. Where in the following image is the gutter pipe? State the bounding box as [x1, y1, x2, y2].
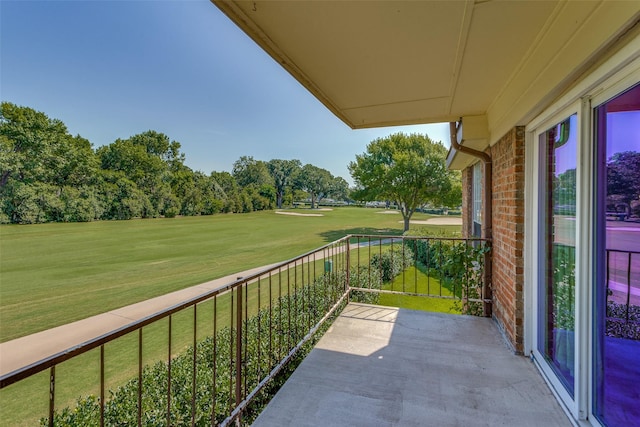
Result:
[449, 121, 493, 317]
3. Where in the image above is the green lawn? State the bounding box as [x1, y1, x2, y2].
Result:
[0, 207, 459, 342]
[379, 265, 461, 314]
[0, 208, 460, 426]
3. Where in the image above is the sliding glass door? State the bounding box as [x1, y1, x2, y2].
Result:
[537, 114, 578, 397]
[593, 83, 640, 427]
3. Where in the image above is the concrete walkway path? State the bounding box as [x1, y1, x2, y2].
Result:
[0, 263, 279, 377]
[253, 303, 570, 427]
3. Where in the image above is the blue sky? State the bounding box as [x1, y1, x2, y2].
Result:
[0, 0, 450, 184]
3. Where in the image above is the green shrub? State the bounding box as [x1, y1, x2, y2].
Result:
[41, 274, 346, 427]
[369, 246, 414, 282]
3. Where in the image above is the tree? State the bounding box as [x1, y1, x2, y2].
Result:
[608, 151, 640, 204]
[294, 164, 333, 209]
[349, 132, 454, 232]
[267, 159, 301, 208]
[232, 156, 273, 189]
[97, 131, 185, 218]
[329, 176, 350, 201]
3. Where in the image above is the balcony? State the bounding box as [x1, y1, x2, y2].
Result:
[253, 303, 568, 426]
[0, 235, 568, 426]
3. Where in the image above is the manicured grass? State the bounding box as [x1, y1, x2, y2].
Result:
[0, 259, 333, 426]
[0, 207, 431, 342]
[380, 265, 461, 314]
[0, 208, 460, 425]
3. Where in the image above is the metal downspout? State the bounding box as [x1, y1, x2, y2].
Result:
[449, 121, 493, 317]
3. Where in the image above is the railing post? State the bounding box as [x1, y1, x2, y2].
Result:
[235, 285, 243, 413]
[48, 366, 55, 427]
[483, 240, 492, 317]
[346, 239, 351, 302]
[626, 252, 632, 323]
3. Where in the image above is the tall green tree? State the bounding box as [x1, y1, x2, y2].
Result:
[608, 151, 640, 204]
[97, 131, 184, 217]
[349, 132, 455, 232]
[294, 164, 333, 209]
[0, 102, 102, 223]
[232, 156, 273, 189]
[267, 159, 301, 208]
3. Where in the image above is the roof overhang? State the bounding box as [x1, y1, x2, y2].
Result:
[213, 0, 640, 146]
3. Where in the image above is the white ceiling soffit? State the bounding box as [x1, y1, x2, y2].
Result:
[212, 0, 640, 135]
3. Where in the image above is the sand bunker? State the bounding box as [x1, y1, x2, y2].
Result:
[377, 210, 400, 214]
[275, 211, 324, 217]
[400, 217, 462, 225]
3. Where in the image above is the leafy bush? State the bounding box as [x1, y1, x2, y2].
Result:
[607, 301, 640, 340]
[369, 245, 414, 282]
[405, 238, 489, 315]
[348, 265, 384, 305]
[41, 273, 347, 426]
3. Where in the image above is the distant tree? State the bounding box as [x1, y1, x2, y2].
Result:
[294, 164, 334, 209]
[608, 151, 640, 204]
[232, 156, 273, 188]
[0, 102, 103, 223]
[97, 131, 185, 218]
[349, 132, 453, 232]
[329, 176, 350, 201]
[267, 159, 301, 208]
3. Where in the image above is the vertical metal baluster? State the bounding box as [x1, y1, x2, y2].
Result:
[167, 315, 172, 426]
[606, 250, 611, 301]
[229, 290, 234, 414]
[100, 345, 105, 427]
[427, 239, 431, 295]
[191, 305, 197, 427]
[244, 282, 248, 399]
[304, 256, 309, 332]
[414, 238, 418, 294]
[439, 241, 443, 297]
[287, 263, 292, 350]
[294, 259, 298, 342]
[48, 366, 55, 427]
[138, 329, 142, 427]
[346, 241, 351, 302]
[465, 240, 470, 306]
[368, 236, 371, 289]
[312, 253, 317, 324]
[357, 236, 361, 290]
[402, 238, 406, 293]
[379, 237, 383, 286]
[627, 252, 632, 323]
[268, 272, 272, 367]
[278, 267, 282, 360]
[323, 249, 327, 312]
[235, 286, 242, 415]
[211, 296, 217, 426]
[258, 276, 262, 380]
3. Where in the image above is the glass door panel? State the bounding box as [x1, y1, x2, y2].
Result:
[594, 83, 640, 427]
[538, 114, 578, 396]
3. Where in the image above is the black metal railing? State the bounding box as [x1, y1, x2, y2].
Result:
[606, 249, 640, 339]
[0, 235, 490, 426]
[347, 235, 491, 316]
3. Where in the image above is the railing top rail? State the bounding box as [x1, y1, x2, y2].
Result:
[0, 235, 352, 389]
[606, 248, 640, 255]
[347, 234, 491, 242]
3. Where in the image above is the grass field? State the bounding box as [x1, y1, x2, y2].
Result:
[0, 207, 461, 426]
[0, 207, 459, 342]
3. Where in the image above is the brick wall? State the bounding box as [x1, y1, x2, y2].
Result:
[490, 126, 526, 353]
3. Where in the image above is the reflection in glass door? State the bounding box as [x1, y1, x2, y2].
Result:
[538, 114, 578, 396]
[594, 83, 640, 427]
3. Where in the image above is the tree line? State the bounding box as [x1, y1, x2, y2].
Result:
[0, 102, 349, 224]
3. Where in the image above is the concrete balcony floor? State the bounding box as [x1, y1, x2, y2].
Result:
[252, 303, 570, 427]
